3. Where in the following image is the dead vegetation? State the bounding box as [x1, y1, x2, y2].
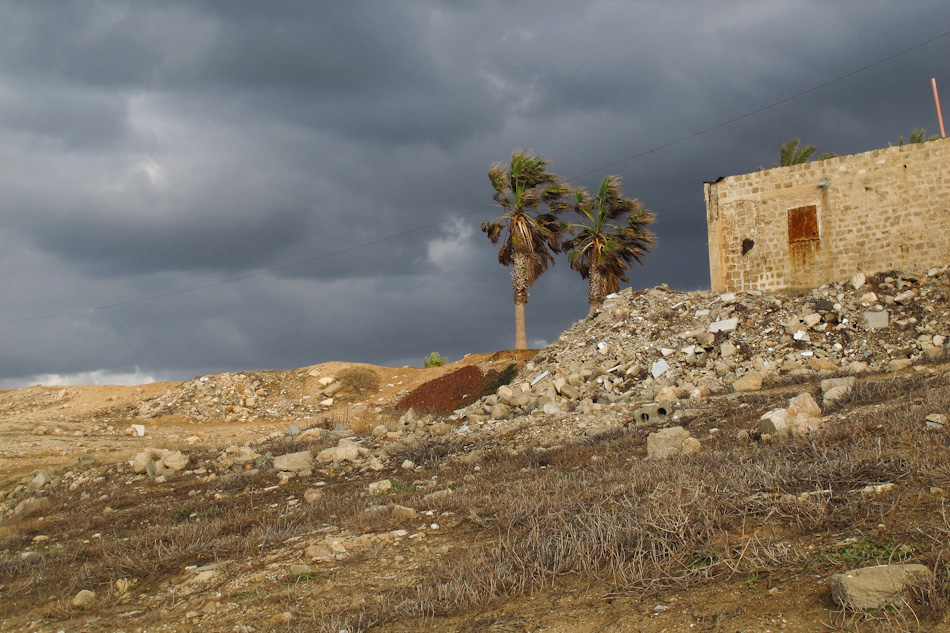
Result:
[3, 370, 950, 631]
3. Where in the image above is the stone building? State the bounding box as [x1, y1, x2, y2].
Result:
[705, 137, 950, 292]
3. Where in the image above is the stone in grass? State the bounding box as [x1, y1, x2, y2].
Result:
[303, 488, 323, 503]
[368, 479, 393, 495]
[830, 563, 934, 610]
[71, 589, 96, 608]
[273, 450, 313, 473]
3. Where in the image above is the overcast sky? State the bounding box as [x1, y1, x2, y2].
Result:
[0, 1, 948, 388]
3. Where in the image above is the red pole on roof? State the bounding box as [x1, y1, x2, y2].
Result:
[934, 78, 946, 138]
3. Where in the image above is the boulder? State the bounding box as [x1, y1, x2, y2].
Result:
[273, 450, 313, 473]
[760, 409, 791, 435]
[732, 370, 763, 392]
[161, 450, 189, 471]
[27, 470, 52, 491]
[317, 439, 362, 463]
[821, 377, 855, 407]
[647, 426, 699, 459]
[132, 450, 160, 474]
[787, 392, 821, 418]
[830, 564, 934, 610]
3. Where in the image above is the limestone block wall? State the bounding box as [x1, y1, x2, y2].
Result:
[705, 137, 950, 292]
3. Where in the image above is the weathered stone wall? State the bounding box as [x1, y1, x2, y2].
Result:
[706, 137, 950, 292]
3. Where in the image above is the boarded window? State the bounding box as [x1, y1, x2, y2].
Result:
[787, 205, 819, 243]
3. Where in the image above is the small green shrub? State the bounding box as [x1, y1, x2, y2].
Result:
[335, 367, 380, 395]
[424, 352, 447, 368]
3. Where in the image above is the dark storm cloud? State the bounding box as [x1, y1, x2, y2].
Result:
[0, 0, 948, 387]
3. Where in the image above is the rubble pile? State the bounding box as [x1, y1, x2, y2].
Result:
[135, 369, 345, 422]
[453, 266, 950, 429]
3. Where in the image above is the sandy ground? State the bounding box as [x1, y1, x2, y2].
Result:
[0, 351, 535, 489]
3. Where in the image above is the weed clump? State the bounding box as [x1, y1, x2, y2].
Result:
[424, 352, 447, 368]
[334, 367, 380, 395]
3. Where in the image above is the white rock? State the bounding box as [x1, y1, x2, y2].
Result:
[651, 359, 670, 379]
[708, 317, 738, 333]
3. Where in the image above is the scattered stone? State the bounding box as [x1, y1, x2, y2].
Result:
[304, 544, 334, 559]
[787, 392, 821, 419]
[926, 413, 946, 430]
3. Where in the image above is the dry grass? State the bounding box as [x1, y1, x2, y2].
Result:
[318, 374, 950, 631]
[3, 370, 950, 631]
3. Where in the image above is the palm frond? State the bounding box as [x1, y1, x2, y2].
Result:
[485, 151, 570, 292]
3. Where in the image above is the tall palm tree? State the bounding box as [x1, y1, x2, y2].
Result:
[482, 151, 571, 349]
[563, 175, 656, 315]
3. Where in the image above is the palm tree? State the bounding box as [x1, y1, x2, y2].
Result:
[776, 138, 835, 167]
[563, 175, 656, 315]
[898, 128, 940, 145]
[482, 151, 571, 350]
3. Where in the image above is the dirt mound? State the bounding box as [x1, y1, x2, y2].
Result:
[395, 365, 488, 413]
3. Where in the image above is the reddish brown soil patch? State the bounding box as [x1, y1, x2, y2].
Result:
[395, 365, 487, 413]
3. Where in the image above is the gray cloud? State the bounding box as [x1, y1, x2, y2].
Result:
[0, 0, 948, 386]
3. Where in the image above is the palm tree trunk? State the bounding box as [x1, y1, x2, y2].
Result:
[588, 265, 605, 315]
[514, 301, 527, 350]
[512, 253, 529, 350]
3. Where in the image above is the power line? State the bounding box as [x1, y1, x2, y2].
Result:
[567, 29, 950, 181]
[3, 29, 948, 326]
